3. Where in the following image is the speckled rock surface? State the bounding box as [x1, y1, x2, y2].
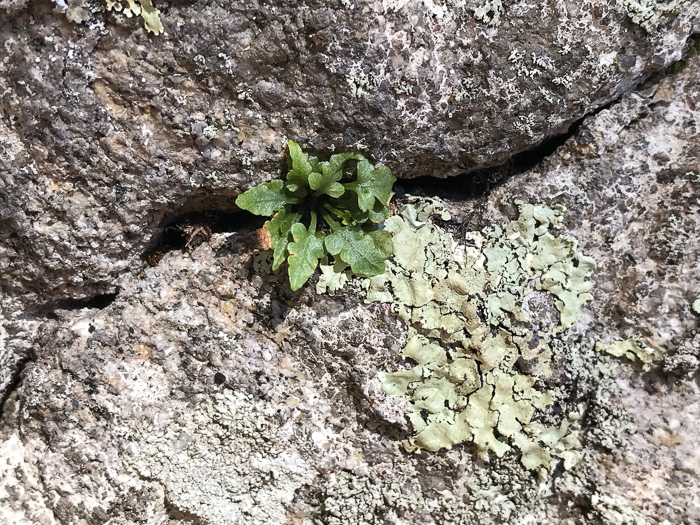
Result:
[1, 51, 699, 524]
[1, 2, 700, 525]
[453, 54, 700, 525]
[1, 1, 699, 308]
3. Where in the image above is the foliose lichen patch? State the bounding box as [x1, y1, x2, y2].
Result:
[321, 197, 596, 480]
[105, 0, 163, 34]
[596, 338, 654, 370]
[622, 0, 695, 33]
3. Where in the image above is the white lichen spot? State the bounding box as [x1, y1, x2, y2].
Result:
[237, 90, 254, 102]
[473, 0, 504, 26]
[514, 113, 537, 137]
[347, 71, 381, 99]
[202, 124, 218, 140]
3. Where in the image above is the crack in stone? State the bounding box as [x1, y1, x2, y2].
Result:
[0, 353, 33, 420]
[35, 289, 122, 317]
[399, 33, 700, 201]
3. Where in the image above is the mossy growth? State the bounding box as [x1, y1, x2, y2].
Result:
[320, 197, 596, 480]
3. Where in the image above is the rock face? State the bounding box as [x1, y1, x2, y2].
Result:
[1, 2, 700, 525]
[1, 0, 699, 307]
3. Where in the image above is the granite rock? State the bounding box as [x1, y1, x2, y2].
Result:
[1, 2, 700, 524]
[0, 1, 698, 306]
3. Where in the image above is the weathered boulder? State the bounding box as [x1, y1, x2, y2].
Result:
[1, 43, 698, 524]
[1, 2, 700, 524]
[1, 1, 698, 308]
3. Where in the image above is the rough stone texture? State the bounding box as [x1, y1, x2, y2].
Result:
[458, 54, 700, 525]
[1, 52, 698, 523]
[1, 1, 699, 309]
[468, 54, 700, 374]
[1, 2, 700, 525]
[0, 296, 38, 397]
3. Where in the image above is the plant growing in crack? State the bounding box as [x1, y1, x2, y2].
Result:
[236, 141, 396, 290]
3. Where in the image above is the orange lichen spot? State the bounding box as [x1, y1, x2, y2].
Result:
[255, 226, 272, 250]
[135, 344, 151, 361]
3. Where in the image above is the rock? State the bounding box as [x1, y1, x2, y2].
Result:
[0, 296, 38, 399]
[1, 47, 699, 524]
[1, 2, 700, 524]
[1, 1, 698, 306]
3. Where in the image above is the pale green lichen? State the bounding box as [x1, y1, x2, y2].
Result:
[347, 72, 380, 99]
[339, 197, 595, 480]
[692, 298, 700, 314]
[622, 0, 693, 33]
[596, 338, 654, 370]
[105, 0, 163, 35]
[317, 260, 350, 295]
[473, 0, 504, 26]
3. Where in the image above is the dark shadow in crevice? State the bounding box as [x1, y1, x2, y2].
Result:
[662, 33, 700, 76]
[48, 290, 121, 313]
[163, 496, 205, 525]
[0, 354, 34, 421]
[142, 210, 265, 266]
[395, 102, 613, 202]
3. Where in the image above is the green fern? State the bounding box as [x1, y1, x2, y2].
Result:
[236, 141, 396, 290]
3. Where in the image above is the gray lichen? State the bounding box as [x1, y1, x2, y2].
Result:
[124, 390, 313, 525]
[622, 0, 694, 33]
[473, 0, 504, 26]
[318, 471, 425, 525]
[320, 197, 596, 480]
